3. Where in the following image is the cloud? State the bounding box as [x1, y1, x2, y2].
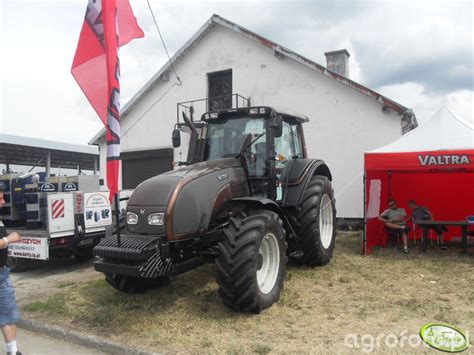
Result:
[0, 0, 472, 146]
[378, 83, 473, 124]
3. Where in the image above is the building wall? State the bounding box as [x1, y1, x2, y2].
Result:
[99, 24, 404, 217]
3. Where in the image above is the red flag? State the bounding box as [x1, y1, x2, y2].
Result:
[72, 0, 144, 200]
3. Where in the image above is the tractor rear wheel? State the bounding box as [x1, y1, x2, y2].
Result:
[104, 273, 167, 294]
[289, 175, 336, 266]
[216, 210, 287, 313]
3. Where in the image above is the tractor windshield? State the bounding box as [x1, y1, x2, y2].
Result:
[204, 117, 267, 176]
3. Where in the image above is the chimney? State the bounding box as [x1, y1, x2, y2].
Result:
[324, 49, 350, 77]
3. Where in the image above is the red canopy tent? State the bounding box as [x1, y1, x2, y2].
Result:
[363, 108, 474, 254]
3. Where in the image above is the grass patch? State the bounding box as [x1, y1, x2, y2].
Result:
[56, 281, 77, 289]
[23, 293, 69, 315]
[22, 232, 474, 353]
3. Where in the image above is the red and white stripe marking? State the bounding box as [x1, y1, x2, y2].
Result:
[51, 199, 65, 219]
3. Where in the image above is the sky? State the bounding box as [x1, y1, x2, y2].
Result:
[0, 0, 472, 147]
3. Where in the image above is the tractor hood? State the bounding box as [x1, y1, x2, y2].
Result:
[127, 158, 249, 240]
[128, 158, 242, 206]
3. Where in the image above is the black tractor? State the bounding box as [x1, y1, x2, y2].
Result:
[94, 106, 336, 313]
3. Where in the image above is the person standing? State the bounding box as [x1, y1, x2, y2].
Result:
[0, 188, 21, 355]
[378, 199, 410, 254]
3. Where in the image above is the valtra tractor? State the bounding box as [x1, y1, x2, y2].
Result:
[94, 105, 336, 313]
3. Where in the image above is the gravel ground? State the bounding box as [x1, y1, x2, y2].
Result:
[10, 257, 101, 306]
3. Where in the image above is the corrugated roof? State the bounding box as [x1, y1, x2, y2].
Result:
[0, 133, 98, 170]
[90, 14, 417, 145]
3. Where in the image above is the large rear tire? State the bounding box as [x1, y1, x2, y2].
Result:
[288, 175, 336, 266]
[104, 273, 167, 294]
[216, 210, 287, 313]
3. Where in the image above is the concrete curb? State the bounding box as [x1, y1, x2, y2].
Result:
[17, 318, 159, 355]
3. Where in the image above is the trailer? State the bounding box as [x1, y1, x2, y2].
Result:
[0, 134, 109, 270]
[6, 190, 112, 272]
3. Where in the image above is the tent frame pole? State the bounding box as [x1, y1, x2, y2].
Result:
[363, 173, 367, 255]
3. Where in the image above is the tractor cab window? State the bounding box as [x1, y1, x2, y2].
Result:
[205, 117, 267, 177]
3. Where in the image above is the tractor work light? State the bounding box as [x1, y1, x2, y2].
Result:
[148, 213, 164, 226]
[249, 107, 267, 115]
[127, 212, 138, 225]
[209, 112, 218, 119]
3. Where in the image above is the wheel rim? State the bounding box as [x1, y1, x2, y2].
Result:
[6, 257, 17, 269]
[319, 194, 334, 249]
[256, 232, 280, 294]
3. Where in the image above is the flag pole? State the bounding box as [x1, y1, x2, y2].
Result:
[114, 191, 121, 246]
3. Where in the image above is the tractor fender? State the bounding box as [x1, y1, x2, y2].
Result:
[281, 159, 332, 208]
[230, 197, 282, 216]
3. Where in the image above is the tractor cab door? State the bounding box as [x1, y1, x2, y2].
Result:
[274, 121, 304, 201]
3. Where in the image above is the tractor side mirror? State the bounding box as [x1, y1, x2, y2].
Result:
[271, 115, 283, 138]
[172, 129, 181, 148]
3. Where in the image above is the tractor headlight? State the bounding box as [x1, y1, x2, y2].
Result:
[127, 212, 138, 225]
[148, 213, 164, 226]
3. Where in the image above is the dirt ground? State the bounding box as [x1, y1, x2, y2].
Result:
[14, 233, 474, 354]
[11, 258, 101, 306]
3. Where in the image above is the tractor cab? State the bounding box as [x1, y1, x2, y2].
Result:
[173, 106, 309, 201]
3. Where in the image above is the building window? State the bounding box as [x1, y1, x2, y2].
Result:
[208, 69, 232, 111]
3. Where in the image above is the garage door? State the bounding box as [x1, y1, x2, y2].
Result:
[121, 148, 173, 189]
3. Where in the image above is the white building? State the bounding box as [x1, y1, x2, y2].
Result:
[90, 14, 417, 224]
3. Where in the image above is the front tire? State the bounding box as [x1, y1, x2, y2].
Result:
[289, 175, 336, 266]
[6, 256, 30, 272]
[216, 210, 287, 313]
[104, 273, 167, 294]
[74, 248, 94, 261]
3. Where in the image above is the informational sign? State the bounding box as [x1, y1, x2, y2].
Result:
[39, 183, 58, 192]
[84, 192, 112, 231]
[63, 182, 78, 192]
[8, 236, 49, 260]
[75, 192, 84, 214]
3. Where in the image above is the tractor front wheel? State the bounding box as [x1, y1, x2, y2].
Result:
[104, 273, 167, 294]
[216, 210, 287, 313]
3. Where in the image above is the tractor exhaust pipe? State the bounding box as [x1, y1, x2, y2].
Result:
[182, 112, 198, 164]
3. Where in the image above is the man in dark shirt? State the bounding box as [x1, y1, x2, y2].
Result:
[0, 188, 21, 355]
[408, 200, 447, 250]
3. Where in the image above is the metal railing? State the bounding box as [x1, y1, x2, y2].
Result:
[176, 93, 250, 123]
